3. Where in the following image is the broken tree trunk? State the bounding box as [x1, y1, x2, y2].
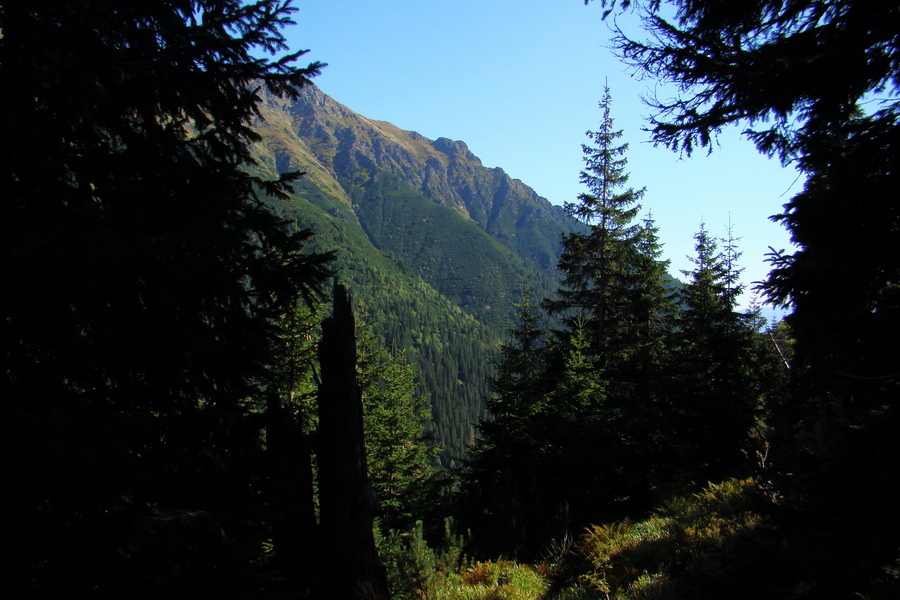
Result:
[316, 284, 390, 600]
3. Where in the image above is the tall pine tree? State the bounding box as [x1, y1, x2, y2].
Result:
[546, 86, 646, 353]
[545, 86, 672, 512]
[462, 89, 676, 558]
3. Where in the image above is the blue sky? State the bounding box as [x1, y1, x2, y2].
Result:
[282, 0, 802, 311]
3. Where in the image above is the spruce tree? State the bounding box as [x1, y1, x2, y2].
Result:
[462, 289, 550, 557]
[664, 223, 758, 486]
[360, 341, 439, 533]
[546, 87, 672, 391]
[545, 87, 672, 512]
[462, 89, 675, 557]
[546, 85, 646, 355]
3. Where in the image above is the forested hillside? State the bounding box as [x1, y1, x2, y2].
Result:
[248, 84, 585, 464]
[253, 84, 583, 327]
[261, 170, 494, 464]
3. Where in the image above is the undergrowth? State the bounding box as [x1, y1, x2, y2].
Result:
[572, 478, 767, 600]
[379, 479, 769, 600]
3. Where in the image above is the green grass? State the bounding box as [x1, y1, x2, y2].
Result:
[434, 561, 549, 600]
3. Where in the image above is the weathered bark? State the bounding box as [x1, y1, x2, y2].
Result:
[316, 284, 390, 599]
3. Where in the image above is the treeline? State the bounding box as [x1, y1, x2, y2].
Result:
[443, 2, 898, 599]
[458, 85, 789, 559]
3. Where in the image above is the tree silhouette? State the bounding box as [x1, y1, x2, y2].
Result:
[2, 1, 332, 596]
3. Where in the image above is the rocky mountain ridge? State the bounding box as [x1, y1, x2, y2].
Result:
[254, 84, 582, 275]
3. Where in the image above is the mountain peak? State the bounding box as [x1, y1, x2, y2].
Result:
[432, 137, 480, 164]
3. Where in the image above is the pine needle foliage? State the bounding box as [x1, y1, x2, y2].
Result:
[547, 85, 647, 349]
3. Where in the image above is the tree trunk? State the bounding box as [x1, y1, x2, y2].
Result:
[267, 389, 318, 585]
[316, 284, 390, 599]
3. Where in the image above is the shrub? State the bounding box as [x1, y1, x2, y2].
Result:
[378, 517, 468, 600]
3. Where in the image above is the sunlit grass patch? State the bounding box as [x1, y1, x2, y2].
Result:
[573, 478, 766, 600]
[434, 560, 549, 600]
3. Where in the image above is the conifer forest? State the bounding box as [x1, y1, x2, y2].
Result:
[2, 1, 897, 599]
